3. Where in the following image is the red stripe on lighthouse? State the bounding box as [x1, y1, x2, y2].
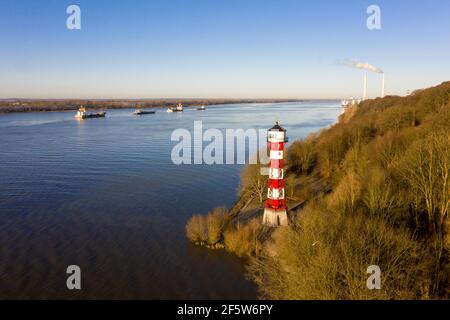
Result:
[265, 198, 286, 210]
[269, 142, 285, 151]
[269, 159, 285, 168]
[268, 179, 284, 188]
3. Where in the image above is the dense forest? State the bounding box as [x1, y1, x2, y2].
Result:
[186, 81, 450, 299]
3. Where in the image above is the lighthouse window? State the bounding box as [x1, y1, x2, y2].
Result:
[270, 168, 284, 179]
[270, 150, 283, 160]
[272, 189, 279, 198]
[269, 168, 278, 179]
[269, 132, 284, 142]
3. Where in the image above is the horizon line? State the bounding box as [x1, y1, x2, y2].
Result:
[0, 97, 344, 101]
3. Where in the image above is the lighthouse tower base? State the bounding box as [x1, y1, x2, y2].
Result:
[263, 208, 288, 227]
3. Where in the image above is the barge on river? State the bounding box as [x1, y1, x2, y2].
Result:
[133, 109, 156, 115]
[74, 106, 106, 119]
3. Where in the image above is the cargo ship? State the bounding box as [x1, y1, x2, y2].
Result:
[74, 106, 106, 119]
[167, 103, 183, 113]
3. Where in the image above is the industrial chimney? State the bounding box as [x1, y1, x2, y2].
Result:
[363, 73, 368, 100]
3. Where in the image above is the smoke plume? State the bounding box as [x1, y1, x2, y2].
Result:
[341, 59, 384, 74]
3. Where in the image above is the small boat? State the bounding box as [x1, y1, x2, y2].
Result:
[74, 106, 106, 119]
[167, 103, 183, 113]
[196, 105, 206, 111]
[133, 109, 156, 115]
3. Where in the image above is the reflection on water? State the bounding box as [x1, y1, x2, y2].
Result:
[0, 102, 340, 299]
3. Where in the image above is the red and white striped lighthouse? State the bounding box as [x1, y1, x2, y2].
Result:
[263, 122, 289, 226]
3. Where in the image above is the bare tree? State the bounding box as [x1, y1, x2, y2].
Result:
[401, 131, 450, 236]
[240, 164, 268, 203]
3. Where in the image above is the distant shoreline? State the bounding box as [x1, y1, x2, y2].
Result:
[0, 99, 321, 114]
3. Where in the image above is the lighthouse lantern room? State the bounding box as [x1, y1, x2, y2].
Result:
[263, 122, 289, 227]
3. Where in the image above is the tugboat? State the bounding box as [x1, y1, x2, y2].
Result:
[74, 106, 106, 119]
[167, 103, 183, 113]
[196, 105, 206, 111]
[133, 109, 156, 115]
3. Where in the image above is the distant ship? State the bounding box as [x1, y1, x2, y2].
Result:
[133, 109, 156, 115]
[74, 106, 106, 119]
[341, 97, 361, 108]
[340, 97, 361, 115]
[167, 103, 183, 113]
[196, 105, 206, 111]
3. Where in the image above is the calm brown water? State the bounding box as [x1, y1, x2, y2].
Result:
[0, 102, 340, 299]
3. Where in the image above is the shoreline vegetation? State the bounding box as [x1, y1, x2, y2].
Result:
[186, 81, 450, 299]
[0, 98, 305, 114]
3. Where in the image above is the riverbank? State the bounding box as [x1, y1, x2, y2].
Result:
[0, 98, 304, 114]
[186, 81, 450, 299]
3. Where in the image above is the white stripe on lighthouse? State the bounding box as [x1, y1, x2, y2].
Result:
[270, 150, 283, 160]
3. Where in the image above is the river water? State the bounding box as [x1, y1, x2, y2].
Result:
[0, 101, 340, 299]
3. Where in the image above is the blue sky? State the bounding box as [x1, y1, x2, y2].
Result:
[1, 0, 449, 99]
